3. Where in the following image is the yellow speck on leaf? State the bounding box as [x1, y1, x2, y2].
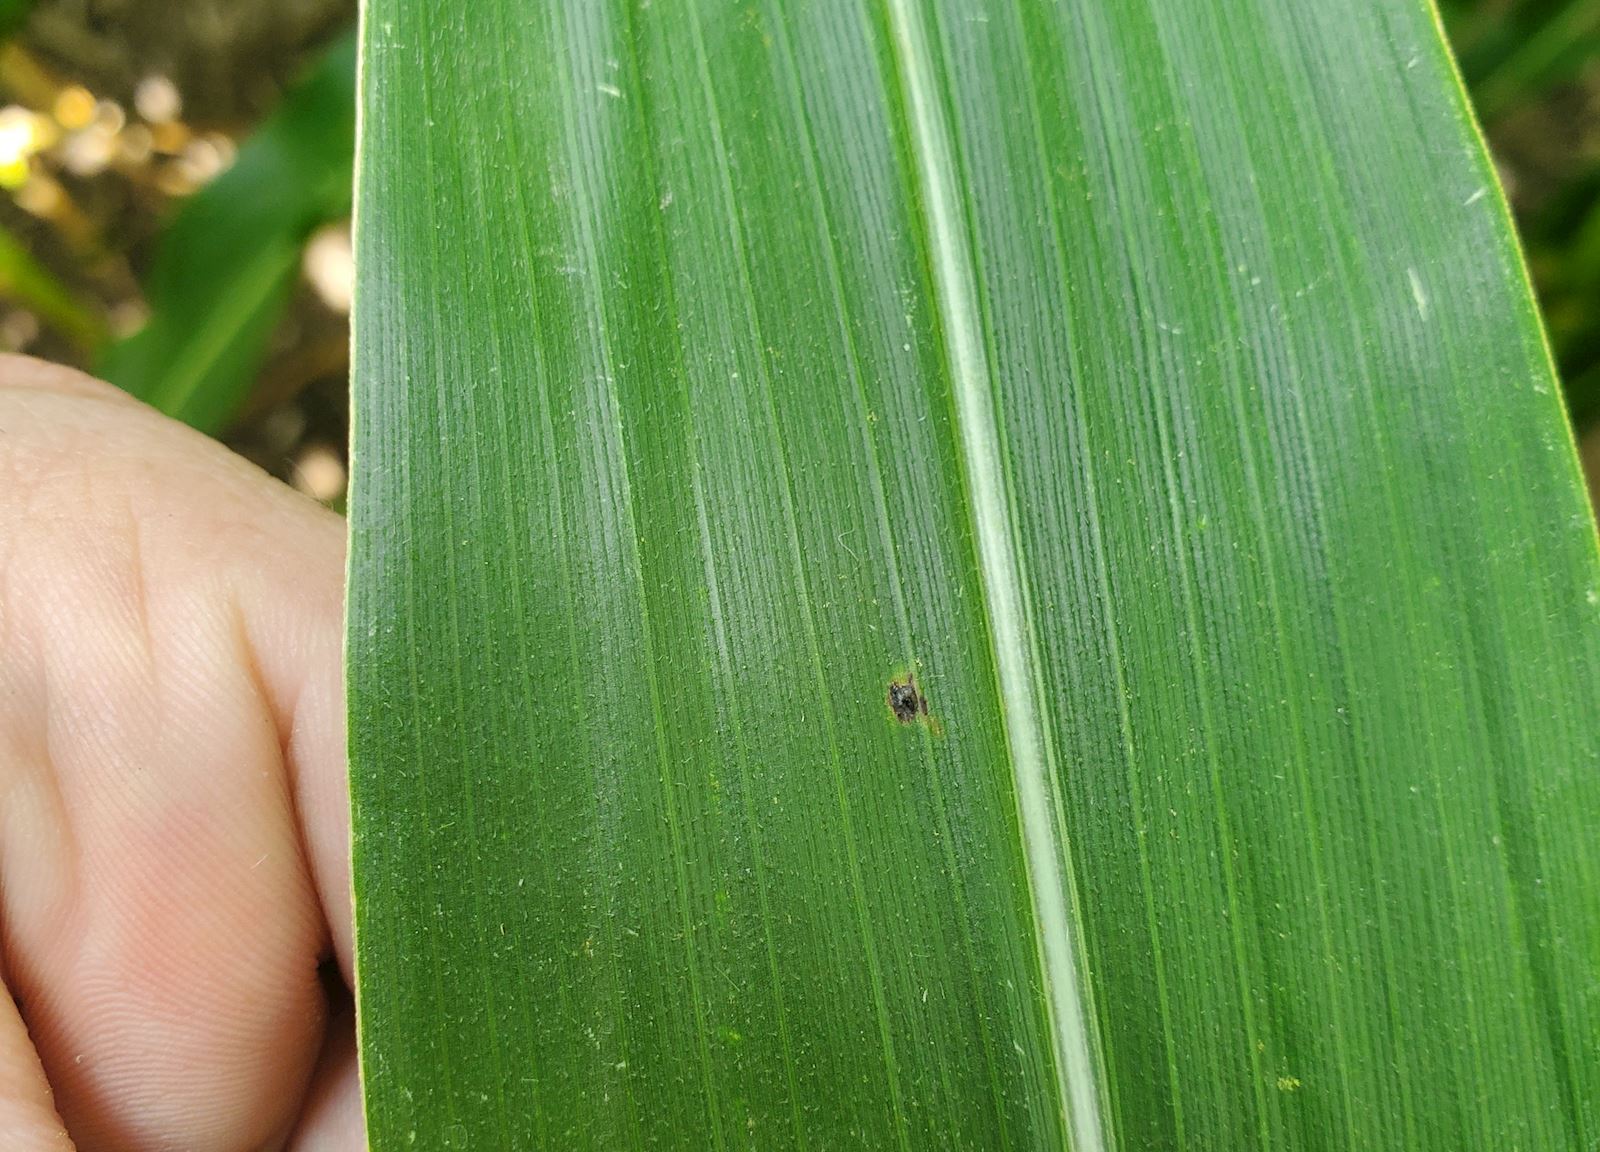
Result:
[1276, 1075, 1302, 1092]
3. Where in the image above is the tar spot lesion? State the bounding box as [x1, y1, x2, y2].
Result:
[887, 674, 929, 724]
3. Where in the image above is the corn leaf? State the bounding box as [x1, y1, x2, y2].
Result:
[347, 1, 1600, 1148]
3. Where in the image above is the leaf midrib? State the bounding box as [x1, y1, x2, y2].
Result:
[881, 1, 1108, 1148]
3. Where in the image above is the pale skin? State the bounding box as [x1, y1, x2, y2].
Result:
[0, 357, 360, 1150]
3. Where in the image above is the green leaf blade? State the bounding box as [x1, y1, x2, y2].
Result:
[348, 1, 1600, 1148]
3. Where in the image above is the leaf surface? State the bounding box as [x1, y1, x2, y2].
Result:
[348, 1, 1600, 1147]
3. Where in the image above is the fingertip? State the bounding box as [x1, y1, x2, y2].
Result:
[229, 513, 352, 983]
[0, 373, 353, 1149]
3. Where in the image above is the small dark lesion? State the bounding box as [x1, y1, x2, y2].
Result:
[887, 674, 929, 724]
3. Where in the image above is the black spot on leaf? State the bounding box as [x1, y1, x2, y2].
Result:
[887, 675, 929, 724]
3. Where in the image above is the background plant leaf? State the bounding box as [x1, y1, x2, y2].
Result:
[348, 1, 1600, 1148]
[99, 29, 354, 433]
[0, 219, 103, 348]
[0, 0, 31, 38]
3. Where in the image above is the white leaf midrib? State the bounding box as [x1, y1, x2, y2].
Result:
[881, 2, 1109, 1148]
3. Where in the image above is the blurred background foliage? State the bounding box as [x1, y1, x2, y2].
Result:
[0, 0, 355, 504]
[0, 0, 1592, 512]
